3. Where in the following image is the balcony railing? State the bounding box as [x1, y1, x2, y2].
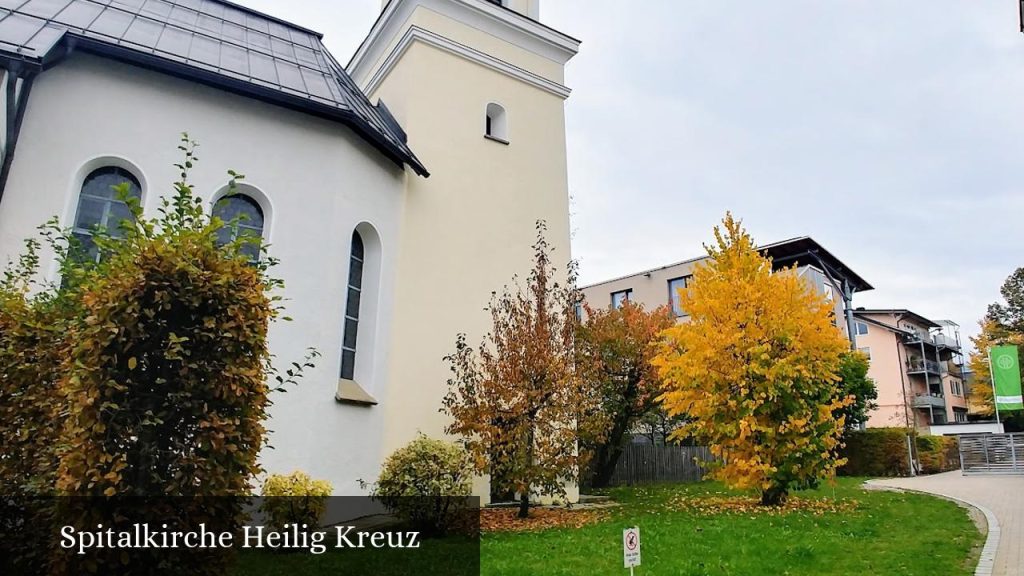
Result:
[907, 358, 942, 374]
[913, 392, 946, 410]
[946, 362, 964, 378]
[932, 333, 961, 350]
[905, 331, 961, 351]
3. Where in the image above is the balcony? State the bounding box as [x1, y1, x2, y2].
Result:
[913, 392, 946, 410]
[907, 358, 942, 374]
[904, 331, 961, 351]
[932, 333, 961, 350]
[946, 361, 964, 378]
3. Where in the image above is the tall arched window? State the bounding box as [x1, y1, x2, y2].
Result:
[213, 194, 264, 261]
[340, 231, 364, 381]
[72, 167, 142, 262]
[485, 102, 508, 142]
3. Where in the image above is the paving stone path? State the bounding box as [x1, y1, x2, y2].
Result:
[869, 472, 1024, 576]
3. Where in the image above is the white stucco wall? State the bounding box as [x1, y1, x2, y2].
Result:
[352, 0, 579, 504]
[0, 53, 407, 495]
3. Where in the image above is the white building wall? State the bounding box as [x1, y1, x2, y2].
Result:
[0, 54, 407, 494]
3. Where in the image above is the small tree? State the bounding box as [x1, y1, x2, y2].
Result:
[835, 350, 878, 429]
[576, 301, 674, 487]
[653, 214, 851, 506]
[442, 222, 584, 518]
[987, 267, 1024, 333]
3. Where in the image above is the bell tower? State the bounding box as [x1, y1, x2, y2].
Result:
[348, 0, 579, 501]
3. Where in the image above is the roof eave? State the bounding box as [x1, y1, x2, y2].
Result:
[19, 35, 428, 177]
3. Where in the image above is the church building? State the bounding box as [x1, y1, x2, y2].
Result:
[0, 0, 579, 499]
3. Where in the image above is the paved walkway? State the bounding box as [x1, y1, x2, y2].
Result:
[869, 472, 1024, 576]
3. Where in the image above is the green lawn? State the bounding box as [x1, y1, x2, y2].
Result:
[230, 478, 980, 576]
[481, 478, 982, 576]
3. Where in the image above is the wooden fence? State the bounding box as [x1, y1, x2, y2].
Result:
[602, 444, 715, 486]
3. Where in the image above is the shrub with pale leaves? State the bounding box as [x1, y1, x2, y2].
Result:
[260, 471, 333, 531]
[365, 434, 473, 535]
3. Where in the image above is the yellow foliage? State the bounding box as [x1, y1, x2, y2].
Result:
[260, 471, 333, 531]
[968, 319, 1023, 416]
[652, 214, 851, 504]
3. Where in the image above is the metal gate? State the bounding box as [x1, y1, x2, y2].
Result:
[959, 433, 1023, 475]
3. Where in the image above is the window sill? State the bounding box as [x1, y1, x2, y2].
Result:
[484, 134, 509, 146]
[335, 379, 378, 406]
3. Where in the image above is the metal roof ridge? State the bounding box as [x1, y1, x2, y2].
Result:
[213, 0, 325, 39]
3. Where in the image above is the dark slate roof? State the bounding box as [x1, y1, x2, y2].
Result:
[0, 0, 427, 175]
[759, 236, 873, 293]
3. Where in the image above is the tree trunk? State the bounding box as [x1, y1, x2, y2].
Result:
[591, 377, 641, 488]
[760, 485, 788, 507]
[590, 429, 627, 488]
[517, 491, 530, 519]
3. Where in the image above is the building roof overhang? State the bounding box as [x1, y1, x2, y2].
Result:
[0, 0, 428, 177]
[853, 309, 941, 329]
[581, 236, 873, 293]
[760, 236, 873, 293]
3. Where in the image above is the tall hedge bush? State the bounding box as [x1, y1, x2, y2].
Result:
[0, 246, 66, 497]
[916, 435, 960, 475]
[839, 428, 914, 477]
[0, 136, 314, 575]
[839, 428, 961, 477]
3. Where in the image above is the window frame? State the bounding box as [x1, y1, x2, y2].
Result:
[611, 289, 632, 310]
[71, 166, 143, 263]
[667, 275, 692, 318]
[854, 321, 870, 336]
[484, 102, 509, 144]
[340, 231, 365, 381]
[212, 193, 265, 262]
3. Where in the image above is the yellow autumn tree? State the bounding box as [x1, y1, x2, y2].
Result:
[968, 319, 1024, 416]
[653, 214, 851, 506]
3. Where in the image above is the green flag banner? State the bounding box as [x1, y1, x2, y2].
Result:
[991, 345, 1024, 411]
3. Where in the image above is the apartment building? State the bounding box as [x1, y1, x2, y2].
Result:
[579, 237, 873, 340]
[853, 310, 968, 429]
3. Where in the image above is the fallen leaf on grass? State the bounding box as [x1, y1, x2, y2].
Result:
[481, 507, 610, 533]
[669, 495, 858, 517]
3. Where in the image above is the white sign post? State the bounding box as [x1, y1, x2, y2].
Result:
[623, 526, 641, 574]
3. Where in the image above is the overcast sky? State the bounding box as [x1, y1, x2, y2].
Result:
[245, 0, 1024, 346]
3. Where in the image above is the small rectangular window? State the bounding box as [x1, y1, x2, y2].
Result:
[855, 321, 869, 336]
[611, 290, 631, 310]
[667, 276, 691, 317]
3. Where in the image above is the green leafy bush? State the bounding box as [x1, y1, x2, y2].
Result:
[839, 428, 914, 477]
[260, 471, 333, 531]
[0, 135, 316, 575]
[916, 435, 960, 474]
[0, 243, 66, 498]
[366, 434, 474, 535]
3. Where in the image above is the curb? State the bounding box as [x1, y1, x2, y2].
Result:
[864, 480, 1001, 576]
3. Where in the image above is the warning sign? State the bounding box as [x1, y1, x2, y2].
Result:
[623, 526, 641, 569]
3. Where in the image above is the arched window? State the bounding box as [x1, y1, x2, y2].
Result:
[340, 231, 364, 381]
[213, 194, 264, 261]
[485, 102, 508, 142]
[72, 167, 142, 262]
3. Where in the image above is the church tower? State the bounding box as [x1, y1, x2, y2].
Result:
[348, 0, 579, 500]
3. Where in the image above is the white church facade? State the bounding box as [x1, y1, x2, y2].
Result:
[0, 0, 578, 499]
